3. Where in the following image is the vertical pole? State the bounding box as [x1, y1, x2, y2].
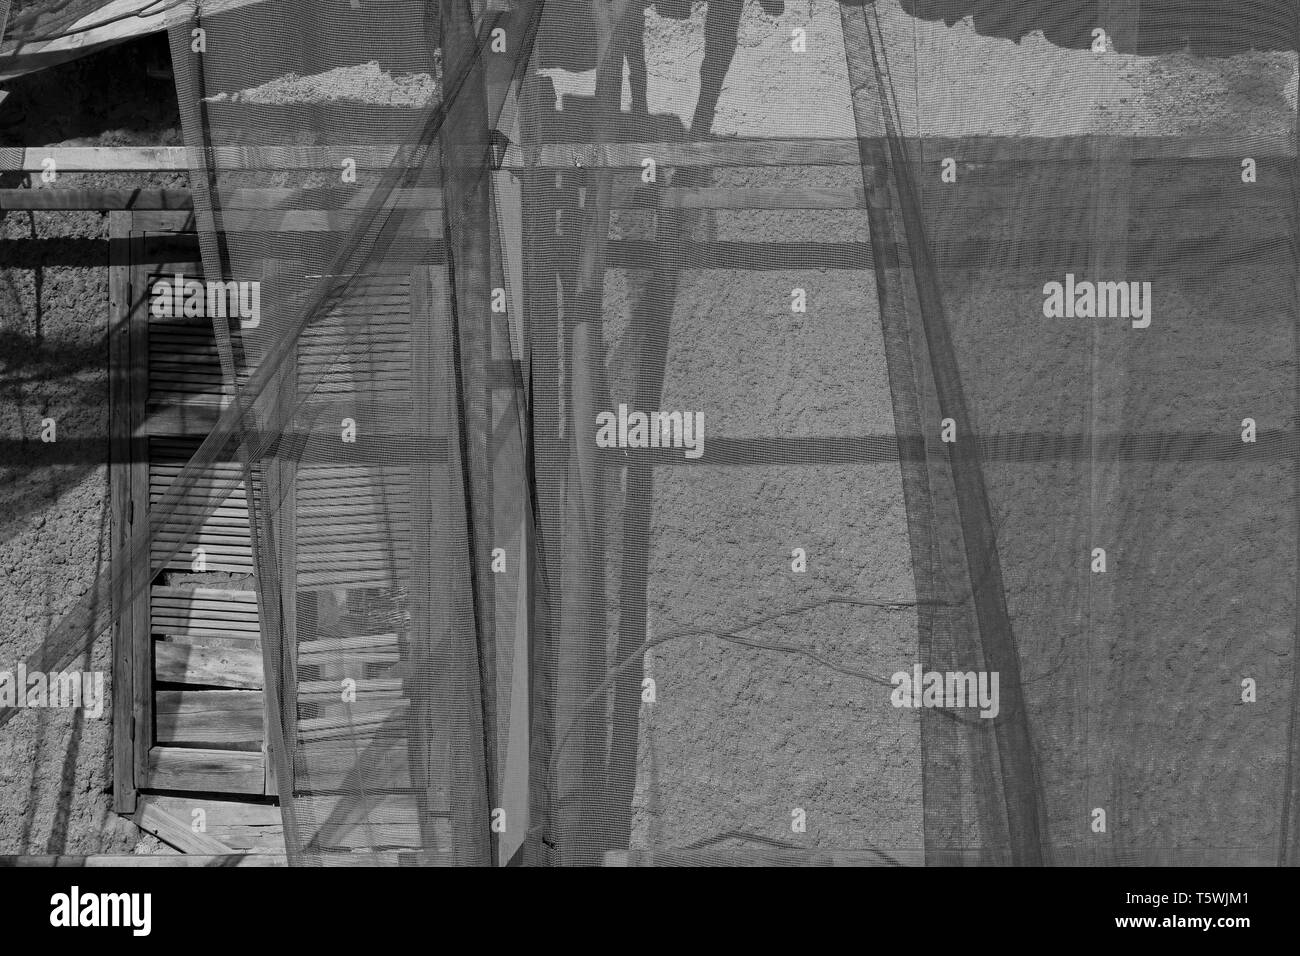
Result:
[440, 0, 499, 864]
[127, 240, 154, 798]
[109, 212, 137, 815]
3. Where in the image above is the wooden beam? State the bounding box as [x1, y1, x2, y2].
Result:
[138, 795, 282, 853]
[0, 189, 193, 211]
[0, 146, 433, 173]
[0, 186, 448, 212]
[132, 796, 239, 855]
[109, 210, 136, 816]
[526, 134, 1296, 169]
[297, 633, 399, 667]
[0, 183, 868, 213]
[2, 134, 1290, 176]
[294, 738, 412, 794]
[146, 747, 265, 794]
[129, 208, 445, 234]
[154, 689, 265, 747]
[0, 854, 288, 867]
[604, 848, 923, 866]
[154, 640, 263, 689]
[128, 228, 154, 802]
[614, 185, 869, 210]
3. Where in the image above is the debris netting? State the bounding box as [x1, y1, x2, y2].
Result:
[158, 0, 541, 864]
[839, 1, 1299, 864]
[7, 0, 1297, 866]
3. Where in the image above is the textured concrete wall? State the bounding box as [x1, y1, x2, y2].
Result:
[0, 34, 183, 855]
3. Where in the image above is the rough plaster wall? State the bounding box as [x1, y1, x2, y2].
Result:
[0, 34, 183, 855]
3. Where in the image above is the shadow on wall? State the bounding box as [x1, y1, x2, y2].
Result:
[535, 0, 1297, 68]
[0, 309, 112, 549]
[891, 0, 1298, 55]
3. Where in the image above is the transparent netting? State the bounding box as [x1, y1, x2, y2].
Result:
[154, 0, 543, 864]
[4, 0, 1297, 865]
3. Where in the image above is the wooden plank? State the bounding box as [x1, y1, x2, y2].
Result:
[297, 569, 408, 589]
[154, 640, 263, 690]
[206, 824, 285, 854]
[129, 230, 154, 796]
[152, 588, 260, 606]
[153, 553, 254, 573]
[150, 525, 255, 544]
[297, 633, 399, 665]
[297, 705, 409, 744]
[219, 187, 444, 210]
[601, 239, 869, 270]
[131, 208, 444, 234]
[132, 796, 238, 855]
[143, 796, 282, 828]
[297, 678, 405, 702]
[153, 613, 260, 637]
[146, 747, 265, 794]
[152, 614, 261, 633]
[296, 790, 427, 855]
[133, 210, 198, 234]
[150, 587, 257, 600]
[3, 180, 1279, 214]
[137, 795, 284, 854]
[611, 185, 867, 210]
[155, 689, 265, 747]
[525, 134, 1297, 169]
[299, 822, 421, 851]
[142, 405, 225, 436]
[151, 624, 261, 641]
[0, 855, 288, 867]
[294, 739, 412, 792]
[0, 146, 426, 172]
[219, 209, 443, 234]
[109, 210, 136, 815]
[3, 135, 1290, 175]
[0, 189, 193, 211]
[151, 582, 261, 606]
[262, 257, 292, 800]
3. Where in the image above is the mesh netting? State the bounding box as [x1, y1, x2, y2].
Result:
[3, 0, 1298, 865]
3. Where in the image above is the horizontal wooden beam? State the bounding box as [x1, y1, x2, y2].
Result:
[155, 640, 264, 690]
[147, 746, 265, 795]
[8, 183, 1281, 216]
[528, 133, 1295, 169]
[155, 689, 265, 748]
[1, 134, 1289, 176]
[0, 188, 193, 210]
[0, 183, 857, 212]
[0, 146, 428, 173]
[0, 854, 288, 867]
[604, 848, 922, 866]
[0, 187, 453, 211]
